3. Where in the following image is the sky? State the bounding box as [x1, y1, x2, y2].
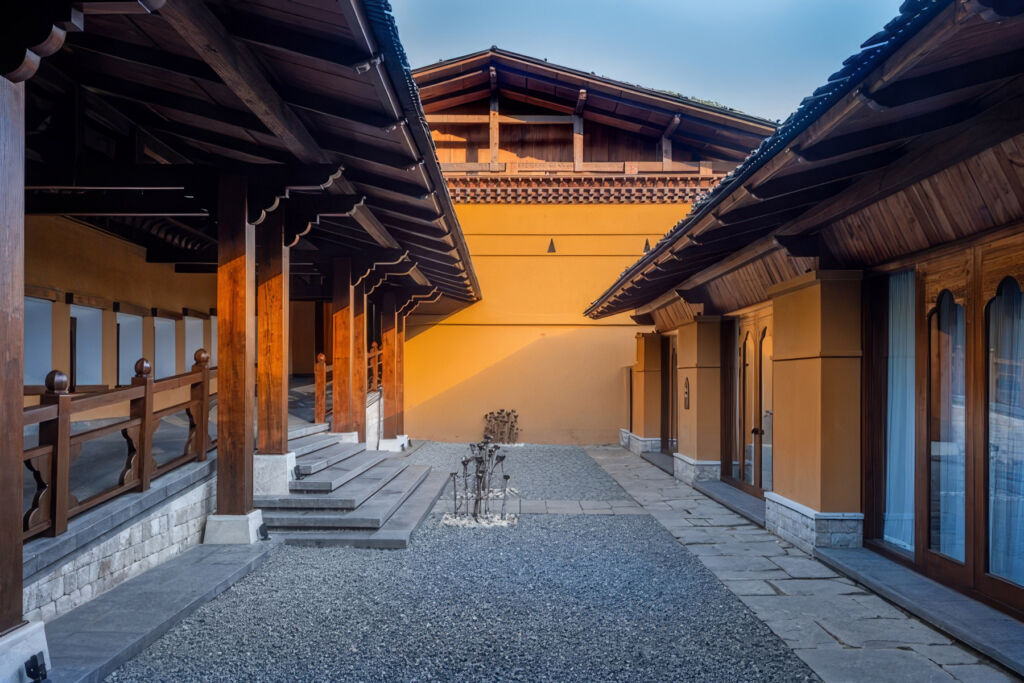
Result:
[389, 0, 904, 123]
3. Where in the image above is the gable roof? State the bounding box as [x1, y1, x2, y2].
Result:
[585, 0, 1024, 318]
[412, 47, 776, 162]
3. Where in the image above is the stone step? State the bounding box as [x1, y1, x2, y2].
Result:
[286, 421, 329, 441]
[288, 432, 345, 458]
[255, 461, 408, 510]
[265, 465, 430, 530]
[275, 469, 448, 549]
[289, 451, 386, 493]
[293, 442, 365, 476]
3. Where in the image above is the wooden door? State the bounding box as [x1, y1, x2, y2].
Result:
[725, 308, 772, 496]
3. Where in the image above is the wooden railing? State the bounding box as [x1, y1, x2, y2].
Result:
[22, 349, 217, 541]
[314, 352, 332, 424]
[368, 342, 382, 392]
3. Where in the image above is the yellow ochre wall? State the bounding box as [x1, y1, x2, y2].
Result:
[405, 203, 686, 444]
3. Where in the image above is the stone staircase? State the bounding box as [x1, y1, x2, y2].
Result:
[255, 422, 446, 549]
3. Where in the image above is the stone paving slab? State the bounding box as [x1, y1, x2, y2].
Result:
[585, 446, 1016, 683]
[46, 539, 280, 682]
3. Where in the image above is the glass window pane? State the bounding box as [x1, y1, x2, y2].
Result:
[154, 318, 177, 379]
[987, 279, 1024, 587]
[70, 304, 103, 386]
[24, 297, 52, 385]
[929, 291, 966, 562]
[117, 313, 143, 386]
[884, 271, 916, 551]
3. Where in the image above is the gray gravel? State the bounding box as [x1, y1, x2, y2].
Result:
[108, 514, 815, 682]
[408, 442, 630, 501]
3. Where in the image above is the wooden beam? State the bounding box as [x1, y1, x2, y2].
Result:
[331, 258, 354, 433]
[662, 115, 680, 171]
[866, 47, 1024, 108]
[215, 174, 255, 515]
[426, 113, 573, 125]
[749, 147, 904, 199]
[380, 292, 398, 439]
[256, 209, 289, 454]
[0, 75, 24, 634]
[489, 93, 499, 165]
[25, 190, 208, 217]
[575, 88, 588, 115]
[489, 66, 498, 93]
[158, 0, 329, 165]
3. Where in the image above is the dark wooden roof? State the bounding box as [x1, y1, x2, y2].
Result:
[7, 0, 479, 303]
[586, 0, 1024, 318]
[413, 47, 776, 163]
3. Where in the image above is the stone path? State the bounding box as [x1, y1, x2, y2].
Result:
[587, 446, 1018, 683]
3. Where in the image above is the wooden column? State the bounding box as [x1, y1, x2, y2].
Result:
[396, 314, 406, 435]
[381, 293, 398, 439]
[256, 210, 289, 454]
[0, 76, 25, 634]
[573, 115, 584, 173]
[489, 93, 499, 166]
[216, 174, 255, 516]
[331, 258, 354, 432]
[351, 283, 367, 441]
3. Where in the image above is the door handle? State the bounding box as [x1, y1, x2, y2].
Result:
[751, 428, 764, 435]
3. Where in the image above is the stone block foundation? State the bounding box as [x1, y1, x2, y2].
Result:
[672, 453, 720, 485]
[764, 491, 863, 555]
[619, 428, 660, 455]
[22, 479, 216, 623]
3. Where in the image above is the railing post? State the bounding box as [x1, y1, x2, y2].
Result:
[131, 358, 155, 490]
[314, 352, 327, 424]
[191, 349, 211, 461]
[39, 370, 71, 536]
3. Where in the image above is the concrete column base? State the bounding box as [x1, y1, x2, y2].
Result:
[335, 431, 359, 444]
[618, 428, 660, 454]
[377, 435, 410, 452]
[253, 452, 296, 496]
[203, 509, 264, 545]
[672, 453, 720, 485]
[0, 620, 50, 683]
[764, 492, 863, 554]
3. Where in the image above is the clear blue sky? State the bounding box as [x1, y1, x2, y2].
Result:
[390, 0, 904, 122]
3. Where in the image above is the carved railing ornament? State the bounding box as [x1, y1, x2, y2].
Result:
[483, 409, 519, 444]
[444, 437, 516, 527]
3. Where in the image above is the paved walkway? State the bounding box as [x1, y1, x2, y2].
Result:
[587, 446, 1017, 683]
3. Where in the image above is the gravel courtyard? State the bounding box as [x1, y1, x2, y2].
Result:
[107, 444, 816, 682]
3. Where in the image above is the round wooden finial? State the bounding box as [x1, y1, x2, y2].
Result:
[45, 370, 69, 394]
[317, 352, 326, 362]
[194, 348, 210, 365]
[134, 358, 152, 377]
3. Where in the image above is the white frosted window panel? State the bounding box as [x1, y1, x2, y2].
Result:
[70, 304, 103, 386]
[210, 316, 218, 366]
[24, 297, 52, 385]
[117, 313, 143, 386]
[154, 317, 177, 379]
[184, 316, 204, 368]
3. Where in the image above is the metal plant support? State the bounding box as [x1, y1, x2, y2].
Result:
[483, 409, 519, 443]
[448, 437, 511, 520]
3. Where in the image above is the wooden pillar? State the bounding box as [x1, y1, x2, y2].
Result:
[0, 76, 25, 634]
[256, 210, 289, 454]
[396, 314, 405, 435]
[352, 283, 367, 441]
[381, 293, 398, 439]
[331, 258, 353, 432]
[216, 174, 255, 516]
[489, 93, 499, 165]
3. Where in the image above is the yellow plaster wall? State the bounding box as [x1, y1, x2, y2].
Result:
[676, 318, 722, 463]
[770, 272, 862, 512]
[406, 203, 685, 444]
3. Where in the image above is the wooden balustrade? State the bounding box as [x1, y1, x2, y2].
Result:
[21, 349, 217, 542]
[314, 352, 333, 424]
[367, 342, 382, 392]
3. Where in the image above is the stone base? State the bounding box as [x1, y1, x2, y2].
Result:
[336, 431, 359, 444]
[764, 492, 863, 554]
[618, 428, 660, 455]
[253, 452, 296, 497]
[672, 453, 720, 485]
[378, 435, 410, 452]
[203, 510, 264, 545]
[0, 620, 50, 683]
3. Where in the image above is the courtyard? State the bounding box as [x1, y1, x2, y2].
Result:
[98, 444, 1009, 682]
